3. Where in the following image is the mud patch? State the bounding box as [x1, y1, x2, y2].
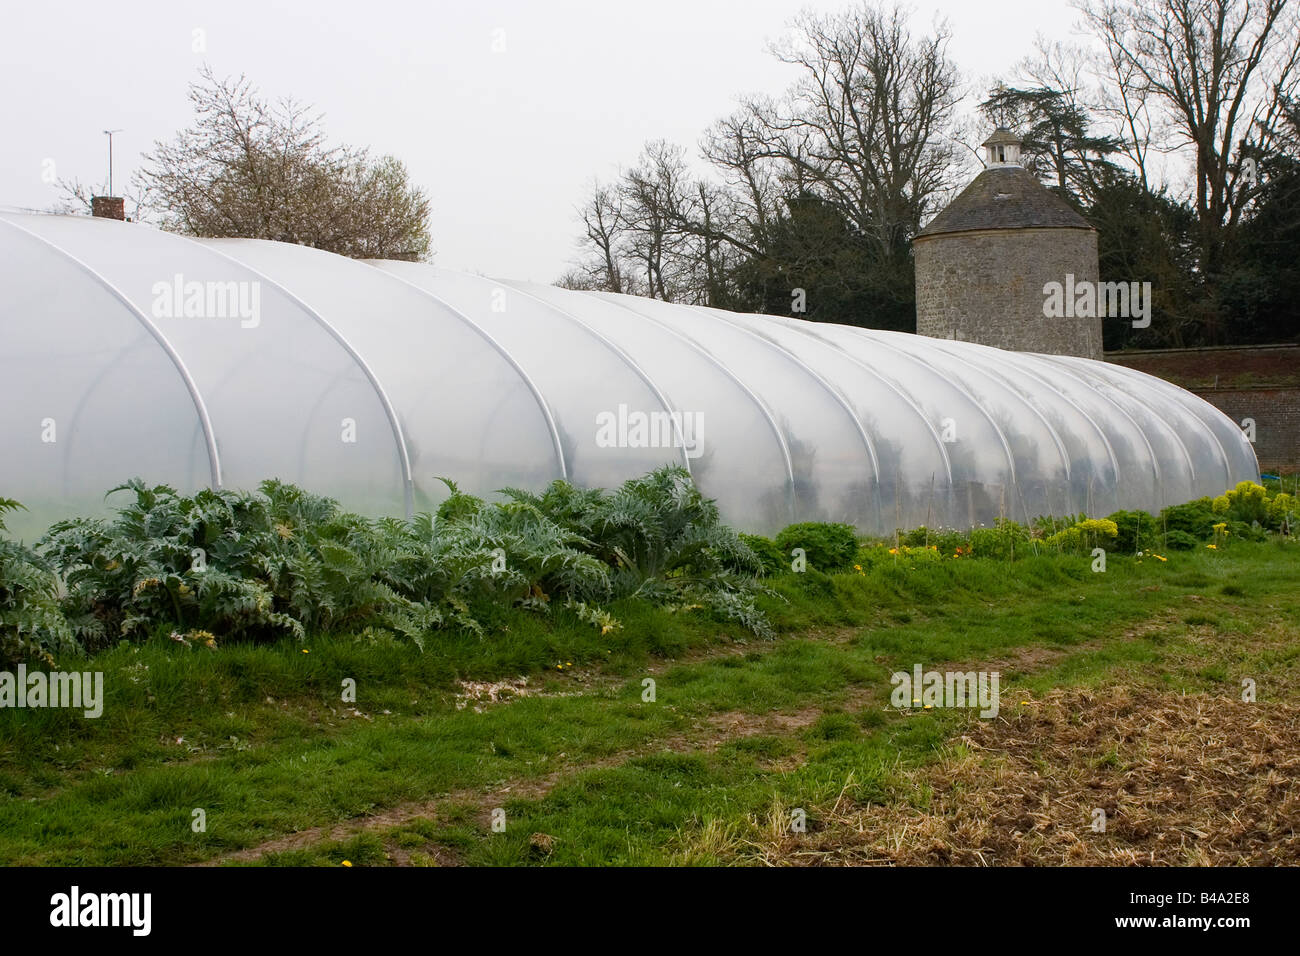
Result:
[454, 677, 533, 711]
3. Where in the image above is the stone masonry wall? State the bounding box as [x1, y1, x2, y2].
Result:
[914, 227, 1102, 360]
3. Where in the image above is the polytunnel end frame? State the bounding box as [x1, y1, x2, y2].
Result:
[0, 215, 225, 492]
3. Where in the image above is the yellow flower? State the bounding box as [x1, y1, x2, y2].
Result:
[1206, 544, 1217, 550]
[341, 860, 352, 867]
[302, 648, 310, 653]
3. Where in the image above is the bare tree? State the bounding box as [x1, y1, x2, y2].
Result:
[1083, 26, 1162, 190]
[701, 102, 787, 250]
[736, 2, 962, 258]
[135, 66, 432, 260]
[620, 141, 692, 300]
[1079, 0, 1300, 274]
[687, 178, 746, 306]
[564, 181, 631, 293]
[565, 142, 751, 304]
[562, 2, 963, 313]
[48, 177, 149, 220]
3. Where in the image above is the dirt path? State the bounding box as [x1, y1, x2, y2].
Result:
[200, 616, 1166, 866]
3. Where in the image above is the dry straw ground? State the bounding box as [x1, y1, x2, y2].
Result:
[751, 687, 1300, 866]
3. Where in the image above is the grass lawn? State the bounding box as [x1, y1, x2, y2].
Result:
[2, 539, 1297, 865]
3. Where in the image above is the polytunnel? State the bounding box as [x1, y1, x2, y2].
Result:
[0, 210, 1260, 542]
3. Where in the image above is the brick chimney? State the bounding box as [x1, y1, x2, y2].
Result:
[91, 196, 125, 220]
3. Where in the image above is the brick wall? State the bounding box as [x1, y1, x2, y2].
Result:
[90, 196, 125, 220]
[914, 227, 1103, 360]
[1183, 388, 1300, 473]
[1106, 344, 1300, 389]
[1106, 346, 1300, 472]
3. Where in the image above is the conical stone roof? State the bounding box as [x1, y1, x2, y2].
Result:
[915, 165, 1093, 238]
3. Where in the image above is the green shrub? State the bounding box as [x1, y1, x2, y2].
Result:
[1226, 519, 1266, 543]
[1160, 497, 1217, 539]
[14, 471, 1296, 659]
[1267, 492, 1296, 531]
[34, 468, 774, 650]
[1168, 484, 1279, 540]
[774, 522, 858, 572]
[433, 478, 487, 524]
[39, 480, 463, 649]
[1219, 481, 1269, 525]
[1031, 514, 1078, 537]
[0, 499, 76, 667]
[501, 467, 770, 636]
[380, 490, 611, 621]
[968, 519, 1030, 559]
[899, 526, 928, 548]
[899, 526, 967, 554]
[739, 533, 786, 576]
[853, 543, 887, 569]
[1043, 518, 1118, 554]
[1107, 509, 1158, 553]
[930, 529, 969, 555]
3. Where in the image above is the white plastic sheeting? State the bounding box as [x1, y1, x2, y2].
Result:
[0, 211, 1259, 540]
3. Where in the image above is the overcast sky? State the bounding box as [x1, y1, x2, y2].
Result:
[3, 0, 1089, 282]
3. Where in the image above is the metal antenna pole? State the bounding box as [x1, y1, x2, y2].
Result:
[103, 129, 123, 195]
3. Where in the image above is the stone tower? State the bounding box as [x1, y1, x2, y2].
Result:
[912, 128, 1102, 360]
